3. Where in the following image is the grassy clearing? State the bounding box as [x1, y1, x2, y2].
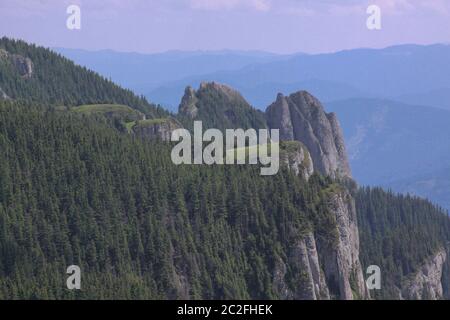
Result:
[73, 104, 143, 117]
[135, 118, 169, 126]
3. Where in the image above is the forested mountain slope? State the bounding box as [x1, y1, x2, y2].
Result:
[356, 187, 450, 299]
[1, 38, 450, 300]
[1, 98, 449, 299]
[0, 37, 167, 118]
[0, 100, 366, 299]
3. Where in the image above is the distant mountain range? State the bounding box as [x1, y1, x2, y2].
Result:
[57, 44, 450, 111]
[324, 98, 450, 210]
[54, 48, 293, 100]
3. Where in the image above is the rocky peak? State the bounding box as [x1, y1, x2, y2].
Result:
[178, 82, 267, 131]
[199, 81, 244, 101]
[179, 82, 247, 118]
[179, 86, 199, 118]
[266, 90, 352, 178]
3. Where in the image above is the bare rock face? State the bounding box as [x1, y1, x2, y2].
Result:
[179, 86, 199, 118]
[0, 48, 9, 62]
[0, 86, 10, 100]
[279, 141, 314, 180]
[266, 93, 294, 140]
[400, 248, 447, 300]
[321, 190, 369, 300]
[266, 91, 351, 178]
[10, 53, 33, 79]
[273, 232, 330, 300]
[273, 190, 369, 300]
[132, 118, 182, 142]
[294, 233, 331, 299]
[0, 48, 33, 79]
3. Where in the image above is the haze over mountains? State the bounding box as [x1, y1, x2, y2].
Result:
[54, 47, 293, 103]
[57, 44, 450, 110]
[57, 44, 450, 211]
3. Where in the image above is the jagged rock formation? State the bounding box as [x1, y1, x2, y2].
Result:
[274, 232, 330, 300]
[273, 188, 369, 300]
[1, 38, 449, 300]
[132, 117, 182, 142]
[0, 86, 10, 100]
[176, 84, 370, 299]
[0, 48, 33, 79]
[266, 91, 351, 178]
[400, 248, 447, 300]
[178, 82, 267, 131]
[179, 86, 199, 118]
[322, 190, 369, 300]
[279, 141, 314, 180]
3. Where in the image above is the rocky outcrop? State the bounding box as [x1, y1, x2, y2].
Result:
[266, 91, 351, 178]
[274, 232, 330, 300]
[273, 189, 369, 300]
[10, 54, 33, 79]
[132, 118, 182, 142]
[400, 248, 447, 300]
[279, 141, 314, 180]
[321, 190, 369, 300]
[179, 86, 199, 118]
[179, 82, 246, 120]
[0, 86, 10, 100]
[0, 48, 8, 60]
[0, 48, 33, 79]
[178, 82, 267, 131]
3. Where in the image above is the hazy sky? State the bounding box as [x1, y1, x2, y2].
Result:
[1, 0, 450, 54]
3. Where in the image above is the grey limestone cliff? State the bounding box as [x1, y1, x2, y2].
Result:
[273, 189, 369, 300]
[132, 117, 182, 142]
[0, 48, 33, 79]
[400, 248, 447, 300]
[322, 190, 369, 300]
[266, 91, 351, 178]
[279, 141, 314, 180]
[0, 86, 10, 100]
[273, 232, 330, 300]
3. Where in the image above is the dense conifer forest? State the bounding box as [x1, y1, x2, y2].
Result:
[0, 100, 342, 299]
[0, 37, 167, 118]
[356, 187, 450, 299]
[0, 37, 449, 299]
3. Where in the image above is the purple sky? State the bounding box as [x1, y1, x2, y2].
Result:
[1, 0, 450, 54]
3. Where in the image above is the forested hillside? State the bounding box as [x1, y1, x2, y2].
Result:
[0, 100, 342, 299]
[356, 187, 450, 299]
[0, 37, 167, 118]
[1, 38, 450, 300]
